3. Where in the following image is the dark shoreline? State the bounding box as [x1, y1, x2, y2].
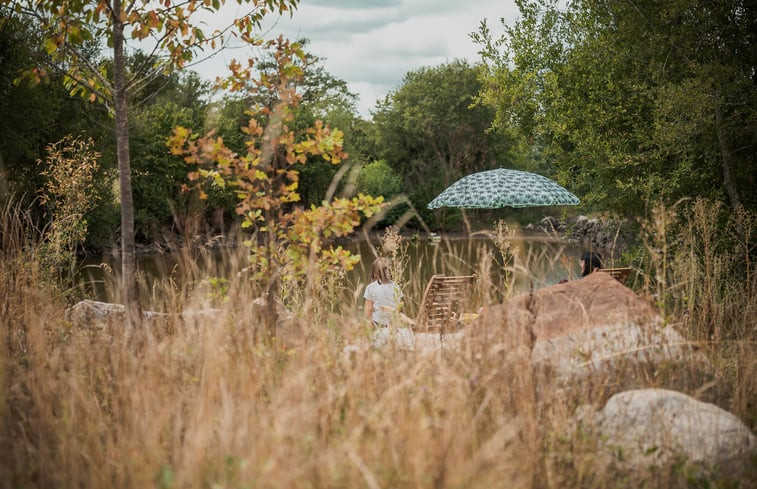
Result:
[94, 214, 632, 259]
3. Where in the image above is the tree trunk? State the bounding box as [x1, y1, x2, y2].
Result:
[460, 209, 472, 236]
[264, 207, 279, 341]
[112, 0, 140, 325]
[714, 101, 741, 209]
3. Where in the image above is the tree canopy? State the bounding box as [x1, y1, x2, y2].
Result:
[373, 59, 526, 227]
[474, 0, 756, 216]
[2, 0, 299, 317]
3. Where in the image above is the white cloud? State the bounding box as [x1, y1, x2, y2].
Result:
[189, 0, 519, 118]
[306, 0, 403, 9]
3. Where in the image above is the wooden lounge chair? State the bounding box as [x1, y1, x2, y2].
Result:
[597, 267, 632, 284]
[412, 274, 476, 333]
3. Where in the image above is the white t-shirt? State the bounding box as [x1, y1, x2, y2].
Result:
[364, 281, 402, 326]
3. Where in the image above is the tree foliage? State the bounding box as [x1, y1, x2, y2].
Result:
[0, 17, 213, 246]
[356, 160, 403, 199]
[38, 135, 101, 293]
[3, 0, 299, 316]
[373, 59, 525, 226]
[216, 40, 367, 209]
[169, 39, 382, 331]
[475, 0, 756, 216]
[129, 69, 210, 239]
[0, 18, 109, 204]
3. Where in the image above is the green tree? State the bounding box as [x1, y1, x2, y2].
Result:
[2, 0, 299, 321]
[474, 0, 756, 216]
[355, 159, 405, 226]
[129, 69, 210, 239]
[373, 59, 524, 226]
[356, 160, 403, 198]
[0, 18, 112, 208]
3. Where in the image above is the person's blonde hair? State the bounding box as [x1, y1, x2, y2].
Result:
[370, 257, 393, 284]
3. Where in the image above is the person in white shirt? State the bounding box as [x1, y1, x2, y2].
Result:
[363, 257, 403, 327]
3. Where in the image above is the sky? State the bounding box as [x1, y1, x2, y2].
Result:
[190, 0, 520, 119]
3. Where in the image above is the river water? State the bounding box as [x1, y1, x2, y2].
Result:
[80, 234, 584, 315]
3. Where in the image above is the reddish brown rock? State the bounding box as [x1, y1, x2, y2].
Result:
[513, 271, 660, 340]
[482, 272, 715, 398]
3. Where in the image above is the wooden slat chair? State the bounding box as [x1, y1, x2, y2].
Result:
[597, 267, 632, 285]
[412, 274, 476, 333]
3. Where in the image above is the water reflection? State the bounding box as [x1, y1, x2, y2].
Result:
[349, 236, 582, 315]
[80, 235, 583, 314]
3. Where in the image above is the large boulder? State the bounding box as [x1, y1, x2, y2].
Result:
[515, 271, 659, 339]
[482, 272, 715, 398]
[578, 389, 756, 482]
[65, 299, 127, 328]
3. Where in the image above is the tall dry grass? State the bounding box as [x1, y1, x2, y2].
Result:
[1, 197, 755, 488]
[0, 255, 546, 486]
[641, 199, 756, 426]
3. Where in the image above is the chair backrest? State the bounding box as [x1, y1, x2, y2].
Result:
[597, 267, 632, 284]
[415, 274, 475, 332]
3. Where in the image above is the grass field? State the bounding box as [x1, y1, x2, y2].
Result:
[1, 199, 754, 488]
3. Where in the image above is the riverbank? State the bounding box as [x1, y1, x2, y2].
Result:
[104, 214, 633, 262]
[527, 215, 633, 258]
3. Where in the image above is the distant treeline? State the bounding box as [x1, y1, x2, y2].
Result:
[1, 0, 754, 251]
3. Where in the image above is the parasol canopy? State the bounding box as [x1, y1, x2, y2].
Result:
[427, 168, 579, 209]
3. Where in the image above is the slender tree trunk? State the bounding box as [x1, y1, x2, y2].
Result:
[265, 206, 279, 340]
[460, 209, 472, 236]
[714, 101, 741, 209]
[112, 0, 140, 325]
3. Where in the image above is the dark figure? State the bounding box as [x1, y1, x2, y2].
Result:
[580, 251, 603, 277]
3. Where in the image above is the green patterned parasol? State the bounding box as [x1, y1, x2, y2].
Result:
[427, 168, 579, 209]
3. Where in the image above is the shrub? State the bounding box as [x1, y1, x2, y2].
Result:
[356, 159, 403, 198]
